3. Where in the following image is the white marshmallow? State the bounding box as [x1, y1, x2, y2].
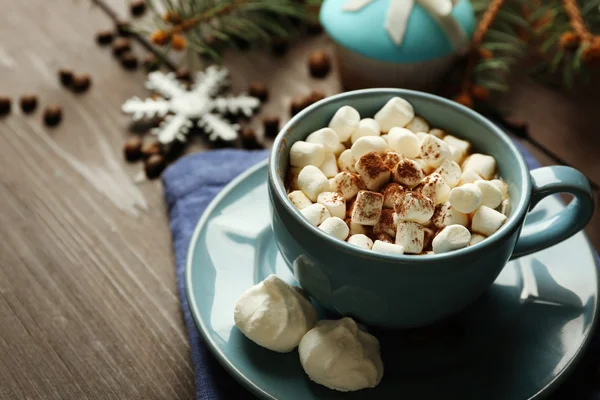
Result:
[490, 179, 509, 199]
[420, 134, 451, 168]
[448, 145, 463, 163]
[382, 182, 404, 208]
[373, 209, 396, 238]
[351, 118, 381, 143]
[332, 141, 347, 157]
[372, 240, 404, 255]
[351, 190, 384, 226]
[392, 158, 425, 187]
[288, 190, 313, 210]
[319, 217, 350, 240]
[432, 225, 471, 254]
[347, 234, 373, 249]
[300, 203, 331, 226]
[374, 97, 415, 133]
[405, 115, 430, 133]
[328, 106, 360, 142]
[338, 149, 357, 173]
[299, 318, 383, 392]
[351, 136, 388, 160]
[469, 233, 486, 246]
[458, 168, 483, 185]
[444, 134, 471, 161]
[382, 151, 402, 169]
[417, 173, 450, 205]
[234, 274, 317, 353]
[387, 127, 421, 159]
[298, 165, 331, 201]
[286, 167, 302, 190]
[472, 206, 507, 236]
[395, 221, 424, 254]
[317, 192, 346, 219]
[474, 180, 503, 208]
[290, 141, 325, 168]
[499, 198, 510, 216]
[429, 128, 446, 138]
[415, 131, 428, 143]
[462, 153, 496, 180]
[393, 191, 435, 224]
[432, 202, 469, 229]
[346, 219, 368, 236]
[414, 158, 434, 175]
[448, 183, 483, 214]
[319, 152, 339, 178]
[306, 128, 340, 152]
[331, 172, 364, 200]
[434, 159, 462, 188]
[355, 152, 391, 191]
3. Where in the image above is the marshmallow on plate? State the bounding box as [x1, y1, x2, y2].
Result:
[444, 134, 471, 162]
[306, 128, 340, 152]
[347, 234, 374, 249]
[395, 221, 424, 254]
[319, 152, 339, 178]
[392, 158, 425, 188]
[351, 118, 381, 143]
[351, 190, 384, 226]
[328, 106, 360, 142]
[387, 127, 421, 159]
[374, 97, 415, 133]
[317, 192, 346, 219]
[382, 182, 404, 208]
[372, 240, 404, 255]
[434, 159, 462, 188]
[471, 206, 507, 236]
[449, 183, 483, 214]
[298, 165, 331, 201]
[474, 180, 503, 208]
[420, 134, 451, 168]
[234, 274, 317, 353]
[394, 191, 435, 224]
[300, 203, 331, 226]
[331, 172, 364, 200]
[405, 115, 430, 133]
[462, 154, 496, 180]
[288, 190, 312, 210]
[290, 141, 325, 168]
[338, 149, 357, 173]
[416, 173, 450, 205]
[382, 151, 402, 169]
[351, 136, 388, 160]
[432, 202, 469, 229]
[355, 152, 391, 191]
[299, 318, 383, 392]
[319, 217, 350, 240]
[432, 225, 471, 254]
[469, 233, 486, 246]
[373, 209, 396, 238]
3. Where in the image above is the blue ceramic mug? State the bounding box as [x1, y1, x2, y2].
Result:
[268, 89, 594, 329]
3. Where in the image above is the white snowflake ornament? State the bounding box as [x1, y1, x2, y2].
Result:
[122, 65, 260, 144]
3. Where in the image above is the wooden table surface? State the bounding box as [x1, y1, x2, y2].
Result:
[0, 1, 598, 399]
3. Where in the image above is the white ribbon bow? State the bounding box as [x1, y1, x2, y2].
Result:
[342, 0, 467, 50]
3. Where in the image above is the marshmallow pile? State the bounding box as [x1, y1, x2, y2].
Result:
[234, 275, 384, 392]
[287, 97, 510, 255]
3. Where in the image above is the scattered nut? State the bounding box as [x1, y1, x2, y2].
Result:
[58, 69, 74, 87]
[306, 90, 326, 106]
[144, 154, 166, 179]
[248, 81, 268, 102]
[141, 139, 162, 158]
[129, 0, 146, 17]
[96, 30, 114, 45]
[142, 54, 159, 71]
[120, 52, 138, 70]
[241, 127, 263, 149]
[263, 115, 280, 138]
[123, 137, 143, 162]
[71, 74, 92, 93]
[290, 97, 307, 116]
[19, 95, 38, 114]
[43, 105, 62, 126]
[308, 50, 331, 78]
[116, 20, 131, 37]
[112, 37, 131, 56]
[175, 67, 192, 82]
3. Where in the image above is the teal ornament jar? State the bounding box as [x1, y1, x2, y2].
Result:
[320, 0, 476, 91]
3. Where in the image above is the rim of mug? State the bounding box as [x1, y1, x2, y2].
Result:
[268, 88, 531, 262]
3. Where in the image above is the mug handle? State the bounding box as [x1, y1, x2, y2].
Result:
[510, 166, 595, 260]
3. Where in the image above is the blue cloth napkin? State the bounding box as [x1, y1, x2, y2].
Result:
[162, 146, 599, 400]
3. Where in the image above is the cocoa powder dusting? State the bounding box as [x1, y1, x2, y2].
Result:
[359, 152, 389, 179]
[374, 232, 393, 243]
[394, 160, 422, 183]
[355, 191, 383, 221]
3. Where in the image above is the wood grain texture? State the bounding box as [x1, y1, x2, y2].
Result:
[0, 1, 597, 399]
